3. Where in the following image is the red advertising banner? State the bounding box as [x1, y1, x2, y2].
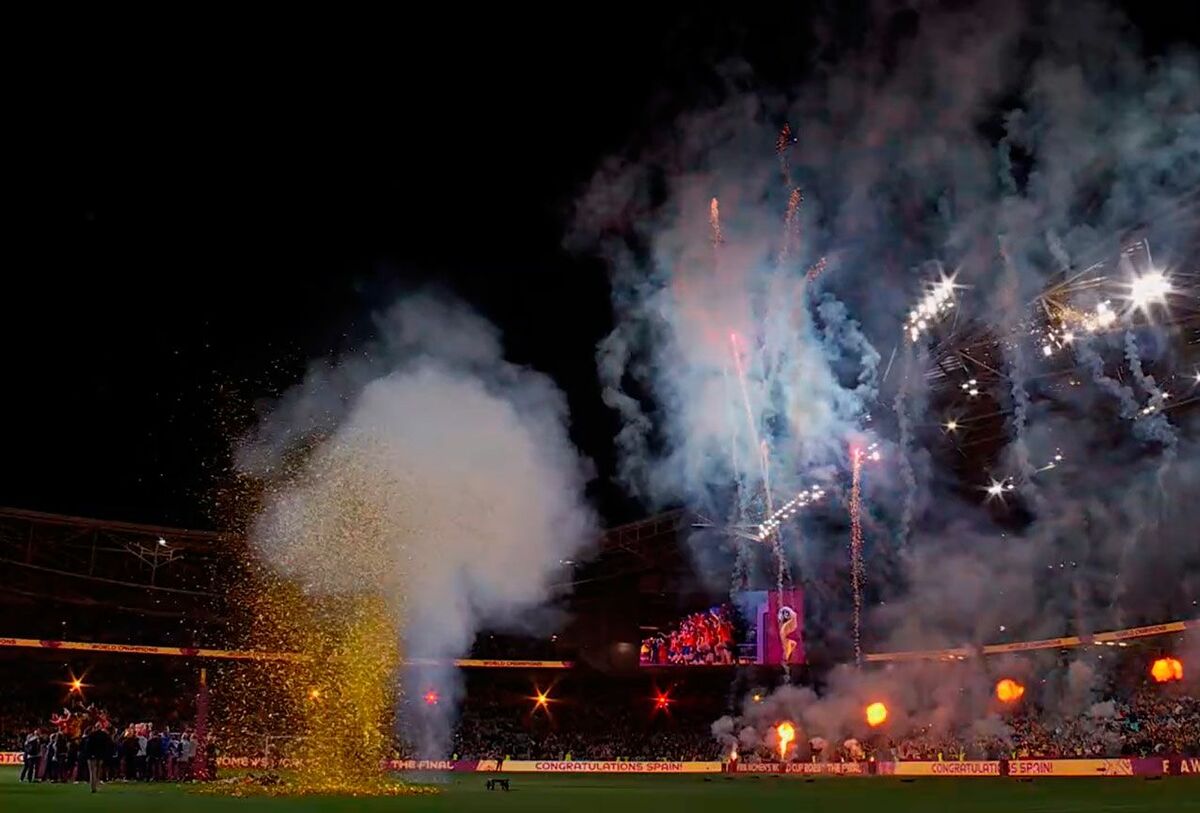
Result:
[734, 761, 864, 775]
[1177, 758, 1200, 775]
[501, 761, 722, 773]
[213, 757, 496, 771]
[10, 752, 1198, 776]
[0, 638, 571, 668]
[1009, 759, 1133, 776]
[877, 761, 1000, 776]
[385, 759, 496, 772]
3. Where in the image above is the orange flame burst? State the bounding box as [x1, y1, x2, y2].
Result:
[1151, 657, 1184, 683]
[865, 702, 888, 728]
[776, 722, 796, 760]
[995, 678, 1026, 703]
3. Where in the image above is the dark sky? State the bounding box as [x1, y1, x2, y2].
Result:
[1, 8, 771, 529]
[3, 4, 1191, 530]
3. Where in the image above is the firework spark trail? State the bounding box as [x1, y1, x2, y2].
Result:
[881, 344, 898, 384]
[721, 364, 754, 596]
[723, 361, 756, 597]
[776, 124, 793, 182]
[1075, 339, 1140, 420]
[729, 332, 792, 674]
[893, 346, 918, 546]
[774, 525, 794, 681]
[849, 447, 865, 666]
[777, 188, 804, 266]
[1119, 335, 1178, 625]
[1005, 342, 1037, 483]
[1124, 331, 1173, 419]
[805, 256, 828, 283]
[710, 197, 723, 247]
[1074, 333, 1176, 624]
[729, 332, 767, 486]
[1123, 330, 1179, 497]
[721, 361, 746, 497]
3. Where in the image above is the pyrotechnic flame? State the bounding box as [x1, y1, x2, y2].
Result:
[1151, 657, 1184, 683]
[865, 702, 888, 727]
[995, 678, 1026, 703]
[776, 721, 796, 759]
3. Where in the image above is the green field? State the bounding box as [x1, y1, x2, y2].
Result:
[3, 768, 1199, 812]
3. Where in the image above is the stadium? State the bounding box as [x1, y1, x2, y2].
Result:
[2, 503, 1198, 810]
[5, 2, 1200, 811]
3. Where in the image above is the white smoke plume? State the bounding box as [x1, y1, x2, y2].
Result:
[238, 292, 596, 755]
[573, 0, 1200, 747]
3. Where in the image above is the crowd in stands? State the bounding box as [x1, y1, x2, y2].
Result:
[447, 687, 716, 761]
[5, 658, 1197, 770]
[468, 633, 563, 662]
[640, 606, 737, 666]
[736, 688, 1200, 763]
[442, 681, 1200, 762]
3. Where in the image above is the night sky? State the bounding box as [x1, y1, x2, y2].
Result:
[4, 5, 1195, 530]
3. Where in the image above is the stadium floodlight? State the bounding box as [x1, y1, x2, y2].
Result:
[1128, 270, 1171, 312]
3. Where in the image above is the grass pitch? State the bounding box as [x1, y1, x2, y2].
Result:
[3, 768, 1199, 812]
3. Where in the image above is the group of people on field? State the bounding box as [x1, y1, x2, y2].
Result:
[20, 720, 204, 793]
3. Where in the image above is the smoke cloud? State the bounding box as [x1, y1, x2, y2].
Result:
[573, 0, 1199, 745]
[238, 292, 595, 755]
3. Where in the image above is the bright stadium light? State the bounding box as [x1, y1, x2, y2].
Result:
[1128, 270, 1171, 312]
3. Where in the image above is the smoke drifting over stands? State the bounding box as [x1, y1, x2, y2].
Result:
[571, 0, 1200, 749]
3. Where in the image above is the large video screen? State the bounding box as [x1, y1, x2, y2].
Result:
[639, 589, 804, 666]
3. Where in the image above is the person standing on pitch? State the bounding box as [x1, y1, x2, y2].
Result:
[83, 725, 113, 794]
[20, 730, 40, 782]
